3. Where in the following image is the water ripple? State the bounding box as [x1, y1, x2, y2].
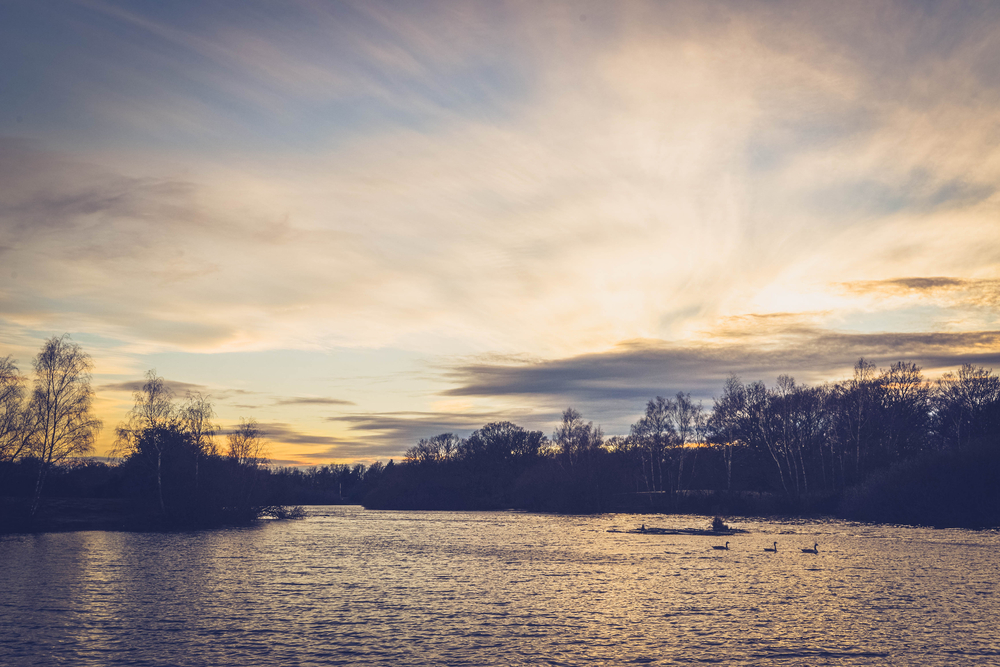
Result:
[1, 508, 998, 665]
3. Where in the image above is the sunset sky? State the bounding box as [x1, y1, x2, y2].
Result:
[2, 1, 999, 465]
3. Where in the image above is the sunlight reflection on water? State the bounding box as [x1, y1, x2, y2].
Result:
[1, 507, 999, 665]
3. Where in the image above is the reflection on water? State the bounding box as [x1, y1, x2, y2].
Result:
[1, 508, 998, 666]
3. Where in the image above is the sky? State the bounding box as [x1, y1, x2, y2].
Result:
[2, 0, 999, 465]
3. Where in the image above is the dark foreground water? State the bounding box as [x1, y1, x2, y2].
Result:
[1, 507, 998, 666]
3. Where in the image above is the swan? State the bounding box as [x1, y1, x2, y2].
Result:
[712, 542, 729, 550]
[801, 542, 819, 554]
[764, 541, 777, 552]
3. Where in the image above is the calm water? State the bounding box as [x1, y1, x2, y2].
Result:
[1, 507, 998, 666]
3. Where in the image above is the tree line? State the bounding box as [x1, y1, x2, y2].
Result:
[1, 335, 299, 529]
[3, 335, 999, 528]
[361, 359, 1000, 526]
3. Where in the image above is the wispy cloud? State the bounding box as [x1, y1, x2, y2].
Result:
[258, 420, 408, 463]
[274, 397, 356, 407]
[6, 3, 1000, 357]
[840, 277, 973, 294]
[444, 328, 1000, 421]
[97, 379, 208, 396]
[240, 421, 391, 464]
[3, 1, 1000, 461]
[837, 277, 1000, 306]
[334, 408, 533, 435]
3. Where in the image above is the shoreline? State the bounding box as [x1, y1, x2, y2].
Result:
[0, 498, 143, 534]
[4, 497, 997, 534]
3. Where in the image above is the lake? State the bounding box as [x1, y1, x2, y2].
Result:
[1, 506, 998, 665]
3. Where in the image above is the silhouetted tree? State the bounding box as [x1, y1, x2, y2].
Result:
[553, 408, 603, 469]
[706, 374, 746, 491]
[934, 364, 1000, 451]
[113, 371, 243, 523]
[114, 371, 177, 515]
[669, 393, 705, 490]
[875, 361, 930, 463]
[832, 358, 878, 483]
[226, 417, 269, 511]
[630, 397, 675, 493]
[459, 421, 545, 466]
[179, 392, 218, 488]
[0, 356, 29, 466]
[27, 336, 102, 516]
[405, 433, 460, 464]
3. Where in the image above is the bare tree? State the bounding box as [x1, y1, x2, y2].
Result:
[28, 335, 102, 516]
[877, 361, 930, 462]
[406, 432, 460, 464]
[114, 370, 177, 515]
[227, 418, 269, 509]
[843, 358, 877, 478]
[630, 397, 676, 493]
[553, 408, 603, 468]
[934, 364, 1000, 450]
[432, 432, 460, 459]
[179, 392, 218, 485]
[0, 356, 29, 466]
[708, 374, 746, 491]
[227, 417, 268, 468]
[669, 393, 704, 490]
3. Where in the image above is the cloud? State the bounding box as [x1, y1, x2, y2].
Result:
[5, 2, 1000, 462]
[836, 277, 1000, 306]
[827, 277, 1000, 323]
[226, 420, 394, 464]
[247, 421, 344, 446]
[334, 408, 534, 437]
[6, 3, 1000, 360]
[444, 330, 1000, 406]
[840, 277, 973, 294]
[2, 0, 534, 151]
[252, 419, 408, 463]
[97, 379, 208, 396]
[274, 397, 356, 407]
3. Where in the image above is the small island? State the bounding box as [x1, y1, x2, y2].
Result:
[610, 517, 749, 536]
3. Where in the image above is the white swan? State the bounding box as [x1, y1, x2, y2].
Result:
[764, 541, 777, 552]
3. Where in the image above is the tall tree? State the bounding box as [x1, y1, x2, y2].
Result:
[114, 370, 178, 515]
[742, 380, 794, 495]
[669, 392, 704, 490]
[934, 364, 1000, 450]
[876, 361, 930, 463]
[630, 396, 676, 493]
[179, 392, 218, 486]
[226, 418, 269, 509]
[0, 356, 29, 466]
[843, 358, 877, 479]
[553, 408, 603, 469]
[28, 335, 102, 515]
[227, 417, 268, 467]
[707, 374, 746, 491]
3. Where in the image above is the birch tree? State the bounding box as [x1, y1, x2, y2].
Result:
[0, 356, 29, 466]
[114, 370, 177, 515]
[28, 336, 102, 515]
[227, 418, 269, 509]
